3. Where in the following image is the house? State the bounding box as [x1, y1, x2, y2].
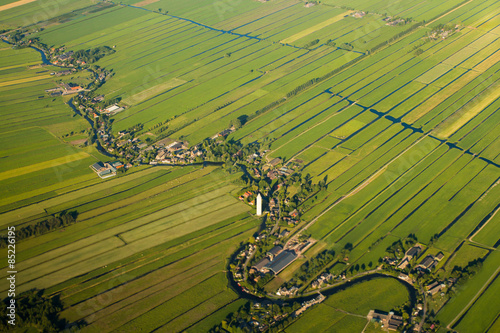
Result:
[427, 282, 445, 295]
[279, 230, 289, 238]
[290, 209, 299, 218]
[435, 252, 445, 261]
[166, 141, 185, 151]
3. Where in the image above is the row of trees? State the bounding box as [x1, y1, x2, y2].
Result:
[287, 249, 336, 287]
[72, 46, 115, 64]
[0, 211, 78, 248]
[0, 289, 85, 331]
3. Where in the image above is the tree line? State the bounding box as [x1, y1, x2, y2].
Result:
[0, 211, 78, 248]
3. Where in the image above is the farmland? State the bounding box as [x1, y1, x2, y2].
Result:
[0, 0, 499, 331]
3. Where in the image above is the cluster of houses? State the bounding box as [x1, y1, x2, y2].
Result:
[351, 11, 366, 18]
[429, 24, 461, 40]
[50, 69, 74, 76]
[367, 310, 404, 331]
[383, 16, 408, 26]
[149, 140, 203, 165]
[294, 294, 325, 316]
[210, 126, 236, 140]
[386, 243, 445, 274]
[276, 285, 299, 296]
[246, 152, 263, 165]
[310, 272, 335, 289]
[45, 82, 85, 96]
[51, 50, 75, 65]
[90, 161, 123, 178]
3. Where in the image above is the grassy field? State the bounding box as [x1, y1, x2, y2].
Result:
[1, 0, 499, 330]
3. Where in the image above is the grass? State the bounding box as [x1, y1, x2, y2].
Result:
[322, 277, 410, 316]
[1, 1, 499, 331]
[454, 274, 500, 333]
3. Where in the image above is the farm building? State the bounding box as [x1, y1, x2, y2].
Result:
[104, 104, 124, 114]
[267, 245, 283, 260]
[418, 255, 437, 270]
[253, 258, 270, 272]
[406, 245, 422, 257]
[91, 161, 106, 172]
[264, 250, 297, 274]
[268, 158, 281, 167]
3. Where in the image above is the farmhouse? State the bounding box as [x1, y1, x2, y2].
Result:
[89, 161, 117, 179]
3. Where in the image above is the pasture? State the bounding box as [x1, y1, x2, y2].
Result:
[1, 0, 499, 330]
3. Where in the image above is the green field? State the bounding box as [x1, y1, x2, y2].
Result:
[1, 0, 499, 331]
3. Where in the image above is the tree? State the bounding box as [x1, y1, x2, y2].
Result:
[230, 118, 242, 129]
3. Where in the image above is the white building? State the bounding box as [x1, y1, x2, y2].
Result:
[256, 193, 263, 216]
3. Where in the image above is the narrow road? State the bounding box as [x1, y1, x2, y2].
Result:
[417, 287, 427, 333]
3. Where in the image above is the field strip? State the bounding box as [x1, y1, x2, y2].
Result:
[474, 49, 500, 72]
[469, 203, 500, 243]
[0, 151, 89, 182]
[424, 0, 476, 27]
[447, 266, 500, 330]
[0, 74, 51, 87]
[299, 134, 431, 237]
[65, 258, 222, 323]
[7, 187, 235, 275]
[435, 82, 500, 138]
[281, 10, 352, 44]
[268, 101, 358, 159]
[0, 0, 37, 12]
[0, 173, 97, 209]
[122, 77, 187, 104]
[404, 70, 481, 123]
[59, 220, 248, 304]
[0, 63, 38, 71]
[0, 166, 164, 226]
